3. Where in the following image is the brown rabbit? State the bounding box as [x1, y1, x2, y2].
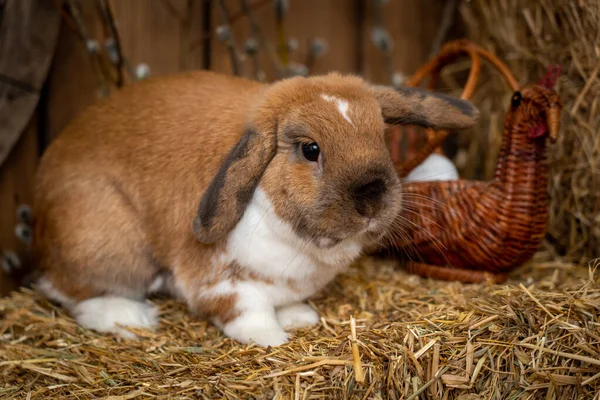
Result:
[32, 70, 478, 346]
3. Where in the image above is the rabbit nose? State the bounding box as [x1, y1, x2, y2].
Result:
[352, 178, 388, 218]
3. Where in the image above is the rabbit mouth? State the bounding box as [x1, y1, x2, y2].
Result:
[363, 218, 378, 232]
[361, 220, 389, 239]
[313, 219, 390, 249]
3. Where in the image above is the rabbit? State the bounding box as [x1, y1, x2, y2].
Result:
[31, 70, 478, 347]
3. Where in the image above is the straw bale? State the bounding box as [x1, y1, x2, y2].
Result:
[456, 0, 600, 264]
[1, 256, 598, 399]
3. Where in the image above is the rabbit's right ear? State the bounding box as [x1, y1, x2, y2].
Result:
[193, 126, 277, 244]
[371, 85, 479, 130]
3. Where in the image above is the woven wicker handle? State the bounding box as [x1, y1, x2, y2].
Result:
[394, 39, 520, 177]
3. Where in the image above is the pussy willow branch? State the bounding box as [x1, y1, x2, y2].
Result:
[305, 38, 328, 75]
[48, 0, 82, 38]
[371, 0, 394, 86]
[65, 0, 110, 96]
[189, 0, 272, 53]
[240, 0, 285, 79]
[216, 0, 244, 77]
[241, 0, 263, 80]
[428, 0, 458, 59]
[96, 0, 126, 86]
[305, 38, 317, 74]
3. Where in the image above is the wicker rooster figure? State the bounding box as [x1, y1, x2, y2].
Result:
[385, 40, 562, 284]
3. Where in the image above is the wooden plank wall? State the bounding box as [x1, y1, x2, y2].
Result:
[0, 0, 449, 294]
[44, 0, 446, 142]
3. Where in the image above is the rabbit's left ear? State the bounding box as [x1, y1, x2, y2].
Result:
[193, 126, 277, 244]
[371, 85, 479, 130]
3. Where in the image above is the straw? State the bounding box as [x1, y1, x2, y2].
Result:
[0, 257, 598, 398]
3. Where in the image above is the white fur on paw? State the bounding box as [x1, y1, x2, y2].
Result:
[276, 303, 320, 329]
[72, 296, 158, 340]
[222, 311, 288, 347]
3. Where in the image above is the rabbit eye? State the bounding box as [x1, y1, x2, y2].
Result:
[301, 142, 320, 162]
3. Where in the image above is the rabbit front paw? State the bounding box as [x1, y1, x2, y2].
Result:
[222, 310, 288, 347]
[276, 303, 320, 329]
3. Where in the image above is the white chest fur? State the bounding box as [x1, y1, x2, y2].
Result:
[226, 188, 363, 306]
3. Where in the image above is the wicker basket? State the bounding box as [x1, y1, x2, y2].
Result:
[385, 40, 562, 283]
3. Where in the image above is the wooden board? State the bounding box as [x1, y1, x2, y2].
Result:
[113, 0, 206, 74]
[0, 115, 38, 296]
[43, 0, 447, 141]
[42, 0, 105, 143]
[0, 0, 60, 295]
[0, 0, 61, 167]
[43, 0, 209, 143]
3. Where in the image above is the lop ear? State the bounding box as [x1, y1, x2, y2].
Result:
[371, 85, 479, 130]
[193, 126, 277, 243]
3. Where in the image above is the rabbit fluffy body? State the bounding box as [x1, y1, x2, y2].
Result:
[32, 71, 477, 346]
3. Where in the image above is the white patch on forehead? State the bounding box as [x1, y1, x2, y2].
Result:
[320, 94, 353, 125]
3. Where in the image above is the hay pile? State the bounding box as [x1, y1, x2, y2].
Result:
[1, 256, 599, 399]
[456, 0, 600, 264]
